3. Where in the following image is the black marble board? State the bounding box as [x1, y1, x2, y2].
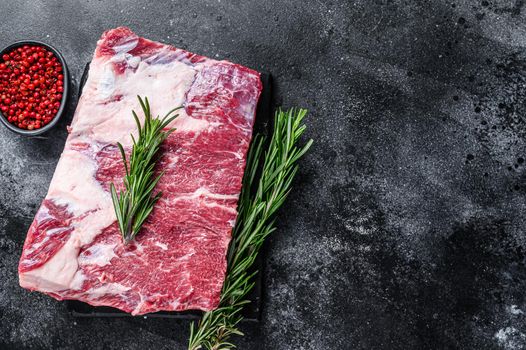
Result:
[65, 62, 272, 321]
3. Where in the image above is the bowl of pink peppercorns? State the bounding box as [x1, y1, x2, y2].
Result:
[0, 41, 69, 135]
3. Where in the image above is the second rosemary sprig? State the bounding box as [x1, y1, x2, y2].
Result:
[110, 96, 181, 244]
[188, 108, 313, 350]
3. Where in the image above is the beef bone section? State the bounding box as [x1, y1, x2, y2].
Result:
[18, 27, 262, 315]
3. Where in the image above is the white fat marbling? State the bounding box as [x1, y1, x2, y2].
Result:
[48, 149, 109, 216]
[19, 235, 80, 292]
[172, 187, 240, 201]
[202, 201, 238, 214]
[20, 206, 117, 292]
[172, 115, 210, 133]
[79, 242, 118, 267]
[155, 242, 168, 250]
[86, 283, 131, 299]
[111, 37, 139, 54]
[20, 147, 117, 292]
[72, 54, 198, 146]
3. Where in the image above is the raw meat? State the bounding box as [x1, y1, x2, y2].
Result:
[18, 27, 262, 315]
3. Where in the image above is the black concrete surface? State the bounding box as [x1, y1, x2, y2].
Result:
[1, 0, 526, 349]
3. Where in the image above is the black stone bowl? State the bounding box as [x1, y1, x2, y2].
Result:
[0, 40, 70, 136]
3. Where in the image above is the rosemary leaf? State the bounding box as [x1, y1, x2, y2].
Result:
[111, 96, 181, 244]
[188, 108, 313, 350]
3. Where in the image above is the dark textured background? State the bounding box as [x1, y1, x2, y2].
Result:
[1, 0, 526, 349]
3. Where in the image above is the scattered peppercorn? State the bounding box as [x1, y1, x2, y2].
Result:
[0, 45, 63, 130]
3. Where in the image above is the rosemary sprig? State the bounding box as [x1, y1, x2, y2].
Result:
[188, 108, 313, 350]
[110, 96, 181, 244]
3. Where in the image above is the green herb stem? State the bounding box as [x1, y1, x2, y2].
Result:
[188, 108, 313, 350]
[111, 96, 181, 244]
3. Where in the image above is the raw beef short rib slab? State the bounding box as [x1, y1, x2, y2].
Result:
[67, 66, 272, 320]
[18, 27, 263, 316]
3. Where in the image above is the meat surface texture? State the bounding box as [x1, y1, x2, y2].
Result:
[18, 27, 262, 315]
